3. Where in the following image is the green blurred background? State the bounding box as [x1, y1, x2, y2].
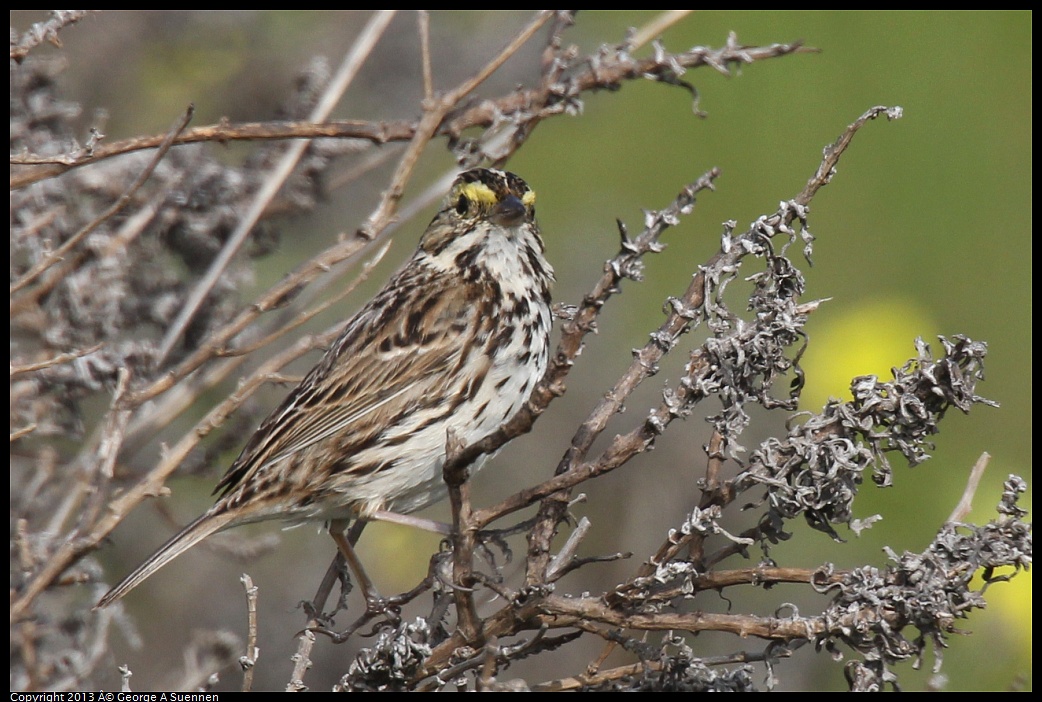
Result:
[14, 11, 1029, 691]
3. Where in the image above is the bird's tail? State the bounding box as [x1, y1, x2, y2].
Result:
[94, 509, 236, 609]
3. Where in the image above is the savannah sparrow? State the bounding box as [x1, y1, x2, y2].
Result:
[96, 168, 554, 608]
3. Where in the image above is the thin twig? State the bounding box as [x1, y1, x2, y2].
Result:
[10, 106, 193, 299]
[796, 105, 903, 206]
[444, 429, 480, 639]
[627, 10, 695, 51]
[123, 181, 425, 411]
[10, 344, 103, 378]
[418, 10, 433, 102]
[240, 574, 259, 693]
[157, 10, 398, 363]
[10, 424, 37, 442]
[357, 10, 553, 240]
[11, 368, 131, 622]
[11, 325, 343, 622]
[10, 10, 95, 63]
[119, 240, 391, 459]
[286, 628, 315, 693]
[546, 517, 592, 581]
[947, 452, 991, 523]
[11, 32, 810, 190]
[288, 550, 348, 691]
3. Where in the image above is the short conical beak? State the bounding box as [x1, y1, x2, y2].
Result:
[490, 195, 526, 226]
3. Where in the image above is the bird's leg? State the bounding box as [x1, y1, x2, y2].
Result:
[328, 519, 384, 613]
[369, 509, 453, 535]
[302, 551, 345, 622]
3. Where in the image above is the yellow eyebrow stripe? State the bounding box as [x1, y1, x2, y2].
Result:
[459, 182, 499, 205]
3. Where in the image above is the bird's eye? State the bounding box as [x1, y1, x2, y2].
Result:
[455, 195, 470, 215]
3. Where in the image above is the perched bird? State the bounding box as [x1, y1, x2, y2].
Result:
[96, 168, 554, 608]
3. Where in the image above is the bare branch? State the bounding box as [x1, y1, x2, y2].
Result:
[947, 451, 991, 523]
[10, 34, 809, 190]
[156, 11, 398, 362]
[239, 574, 259, 692]
[10, 10, 95, 63]
[10, 106, 194, 300]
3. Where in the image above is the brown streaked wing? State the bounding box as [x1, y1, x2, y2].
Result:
[212, 275, 490, 501]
